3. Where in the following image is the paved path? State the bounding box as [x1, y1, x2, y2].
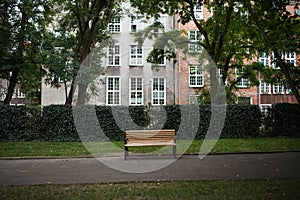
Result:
[0, 152, 300, 185]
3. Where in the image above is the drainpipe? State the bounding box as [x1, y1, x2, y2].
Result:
[172, 15, 176, 105]
[258, 71, 261, 107]
[178, 18, 181, 105]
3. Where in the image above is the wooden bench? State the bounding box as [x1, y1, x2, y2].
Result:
[124, 129, 176, 160]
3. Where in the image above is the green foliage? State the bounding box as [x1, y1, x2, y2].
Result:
[1, 104, 299, 142]
[0, 105, 40, 141]
[244, 0, 300, 103]
[0, 0, 52, 103]
[41, 105, 79, 142]
[273, 103, 300, 137]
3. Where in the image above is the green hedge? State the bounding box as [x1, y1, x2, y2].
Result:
[0, 105, 41, 141]
[0, 104, 265, 142]
[41, 105, 79, 142]
[2, 103, 299, 141]
[273, 103, 300, 137]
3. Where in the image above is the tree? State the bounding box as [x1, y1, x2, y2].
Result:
[0, 0, 51, 104]
[44, 0, 121, 105]
[244, 0, 300, 103]
[130, 0, 262, 104]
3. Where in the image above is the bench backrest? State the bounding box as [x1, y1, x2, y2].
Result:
[126, 129, 175, 144]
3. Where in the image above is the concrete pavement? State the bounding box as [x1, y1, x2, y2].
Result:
[0, 152, 300, 185]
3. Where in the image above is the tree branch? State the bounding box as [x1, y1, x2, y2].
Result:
[187, 0, 211, 50]
[214, 1, 234, 63]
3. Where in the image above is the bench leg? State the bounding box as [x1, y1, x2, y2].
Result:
[124, 146, 128, 160]
[173, 145, 176, 159]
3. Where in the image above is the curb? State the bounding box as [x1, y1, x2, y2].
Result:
[0, 150, 299, 160]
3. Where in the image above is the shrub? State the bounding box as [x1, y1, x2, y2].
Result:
[273, 103, 300, 137]
[0, 105, 40, 141]
[41, 105, 79, 142]
[0, 104, 262, 142]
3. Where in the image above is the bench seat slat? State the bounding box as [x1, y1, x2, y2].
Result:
[125, 142, 176, 147]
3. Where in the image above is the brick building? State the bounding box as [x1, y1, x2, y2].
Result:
[173, 1, 299, 112]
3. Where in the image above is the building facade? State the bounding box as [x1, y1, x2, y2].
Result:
[42, 2, 175, 106]
[41, 2, 299, 109]
[173, 1, 299, 111]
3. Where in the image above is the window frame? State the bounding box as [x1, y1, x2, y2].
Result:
[130, 15, 144, 33]
[285, 52, 296, 67]
[273, 83, 284, 94]
[130, 45, 143, 66]
[189, 64, 204, 87]
[235, 68, 250, 88]
[152, 77, 166, 105]
[258, 53, 271, 68]
[193, 3, 203, 20]
[107, 44, 121, 67]
[106, 76, 121, 105]
[108, 17, 121, 33]
[129, 77, 144, 105]
[188, 30, 202, 53]
[260, 81, 271, 94]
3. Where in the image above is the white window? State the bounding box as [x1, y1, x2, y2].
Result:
[107, 44, 120, 66]
[108, 17, 121, 33]
[273, 83, 284, 94]
[152, 78, 166, 105]
[130, 15, 144, 32]
[260, 104, 271, 118]
[130, 45, 143, 66]
[193, 3, 203, 20]
[153, 16, 166, 33]
[17, 90, 25, 98]
[260, 81, 271, 94]
[188, 30, 201, 42]
[236, 68, 249, 88]
[13, 89, 25, 98]
[189, 65, 204, 87]
[285, 52, 296, 67]
[188, 30, 202, 53]
[130, 77, 143, 105]
[258, 53, 271, 68]
[106, 77, 120, 105]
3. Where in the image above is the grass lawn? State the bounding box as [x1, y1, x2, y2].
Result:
[1, 179, 300, 200]
[0, 138, 300, 157]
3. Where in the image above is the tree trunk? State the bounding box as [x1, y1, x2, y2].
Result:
[65, 79, 75, 104]
[3, 70, 19, 104]
[77, 83, 88, 105]
[3, 3, 27, 104]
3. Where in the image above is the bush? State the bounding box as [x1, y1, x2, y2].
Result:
[0, 105, 41, 141]
[222, 105, 262, 138]
[273, 103, 300, 137]
[0, 104, 262, 142]
[41, 105, 79, 142]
